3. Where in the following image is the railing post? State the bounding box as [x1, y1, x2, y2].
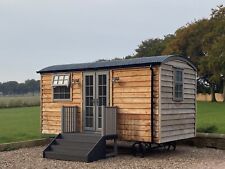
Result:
[102, 105, 106, 136]
[113, 138, 118, 155]
[61, 106, 64, 133]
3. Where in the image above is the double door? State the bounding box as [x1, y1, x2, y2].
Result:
[83, 71, 108, 132]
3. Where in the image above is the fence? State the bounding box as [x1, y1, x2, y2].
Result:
[197, 93, 224, 102]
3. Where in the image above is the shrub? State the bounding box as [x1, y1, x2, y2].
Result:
[197, 125, 218, 133]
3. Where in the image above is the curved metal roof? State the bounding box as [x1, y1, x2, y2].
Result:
[37, 55, 196, 73]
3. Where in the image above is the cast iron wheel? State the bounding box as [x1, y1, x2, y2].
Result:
[131, 142, 139, 156]
[131, 142, 146, 157]
[163, 143, 171, 151]
[170, 141, 176, 151]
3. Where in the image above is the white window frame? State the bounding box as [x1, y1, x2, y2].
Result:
[173, 68, 184, 101]
[52, 74, 70, 87]
[52, 74, 71, 101]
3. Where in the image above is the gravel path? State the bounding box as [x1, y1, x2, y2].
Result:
[0, 146, 225, 169]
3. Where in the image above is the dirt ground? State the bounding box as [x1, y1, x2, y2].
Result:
[0, 145, 225, 169]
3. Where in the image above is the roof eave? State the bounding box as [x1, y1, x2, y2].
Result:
[37, 62, 162, 74]
[162, 56, 197, 71]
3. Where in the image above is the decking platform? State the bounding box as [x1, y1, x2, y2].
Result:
[43, 133, 117, 162]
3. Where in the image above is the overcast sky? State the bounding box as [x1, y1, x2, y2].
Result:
[0, 0, 224, 82]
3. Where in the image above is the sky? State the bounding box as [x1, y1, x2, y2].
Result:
[0, 0, 224, 82]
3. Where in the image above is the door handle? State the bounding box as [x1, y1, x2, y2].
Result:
[96, 99, 99, 106]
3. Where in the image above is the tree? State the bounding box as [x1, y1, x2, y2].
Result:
[25, 79, 40, 95]
[200, 37, 225, 102]
[135, 38, 165, 57]
[126, 36, 174, 59]
[162, 19, 211, 68]
[126, 5, 225, 101]
[0, 79, 40, 96]
[162, 5, 225, 101]
[1, 81, 18, 95]
[198, 5, 225, 102]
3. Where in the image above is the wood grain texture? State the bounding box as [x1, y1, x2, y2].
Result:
[40, 65, 162, 143]
[159, 60, 196, 143]
[112, 67, 153, 142]
[153, 66, 160, 143]
[41, 72, 82, 134]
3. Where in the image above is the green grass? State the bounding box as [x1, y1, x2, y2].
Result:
[0, 106, 42, 144]
[0, 96, 40, 108]
[197, 101, 225, 133]
[0, 101, 224, 144]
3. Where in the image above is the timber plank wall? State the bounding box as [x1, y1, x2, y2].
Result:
[41, 72, 83, 134]
[112, 67, 160, 142]
[159, 60, 196, 143]
[41, 67, 160, 142]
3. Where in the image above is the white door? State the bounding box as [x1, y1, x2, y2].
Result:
[83, 71, 109, 132]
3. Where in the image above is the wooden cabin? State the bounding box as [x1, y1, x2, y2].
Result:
[38, 55, 197, 162]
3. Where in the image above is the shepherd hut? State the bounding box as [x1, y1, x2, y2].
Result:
[37, 55, 197, 162]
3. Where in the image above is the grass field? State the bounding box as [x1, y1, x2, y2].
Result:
[0, 106, 42, 144]
[197, 101, 225, 133]
[0, 102, 224, 144]
[0, 96, 40, 108]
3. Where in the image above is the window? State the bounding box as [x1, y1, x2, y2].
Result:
[173, 68, 183, 101]
[52, 74, 71, 100]
[52, 75, 70, 87]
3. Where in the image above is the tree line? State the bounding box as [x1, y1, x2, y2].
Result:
[125, 5, 225, 102]
[0, 79, 40, 96]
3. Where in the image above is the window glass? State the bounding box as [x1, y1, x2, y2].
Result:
[173, 69, 183, 101]
[52, 74, 71, 100]
[53, 86, 70, 100]
[52, 74, 70, 87]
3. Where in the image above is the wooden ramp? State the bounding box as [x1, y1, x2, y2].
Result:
[43, 133, 117, 162]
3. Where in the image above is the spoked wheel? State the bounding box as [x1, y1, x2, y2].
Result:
[131, 142, 147, 157]
[163, 142, 176, 151]
[131, 141, 177, 157]
[170, 141, 176, 151]
[163, 144, 171, 151]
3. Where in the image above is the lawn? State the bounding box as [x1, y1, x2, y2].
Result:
[197, 101, 225, 133]
[0, 102, 224, 144]
[0, 106, 42, 144]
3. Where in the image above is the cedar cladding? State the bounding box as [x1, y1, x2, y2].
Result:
[41, 72, 83, 134]
[112, 67, 160, 142]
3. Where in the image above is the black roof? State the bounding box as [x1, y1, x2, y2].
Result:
[37, 55, 196, 73]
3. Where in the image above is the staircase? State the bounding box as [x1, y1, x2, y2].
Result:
[43, 133, 117, 162]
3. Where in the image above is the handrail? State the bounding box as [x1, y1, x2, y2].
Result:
[102, 106, 117, 136]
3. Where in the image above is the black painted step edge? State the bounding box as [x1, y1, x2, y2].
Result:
[45, 151, 88, 162]
[51, 144, 94, 151]
[43, 134, 62, 158]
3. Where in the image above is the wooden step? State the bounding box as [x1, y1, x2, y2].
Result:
[43, 133, 117, 162]
[61, 133, 101, 142]
[50, 146, 88, 156]
[55, 139, 94, 148]
[44, 151, 88, 162]
[50, 145, 92, 154]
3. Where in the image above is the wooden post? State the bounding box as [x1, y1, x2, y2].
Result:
[113, 138, 118, 156]
[61, 106, 64, 133]
[102, 106, 105, 136]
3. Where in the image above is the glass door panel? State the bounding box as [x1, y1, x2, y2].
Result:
[84, 74, 95, 131]
[83, 71, 108, 132]
[96, 73, 108, 130]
